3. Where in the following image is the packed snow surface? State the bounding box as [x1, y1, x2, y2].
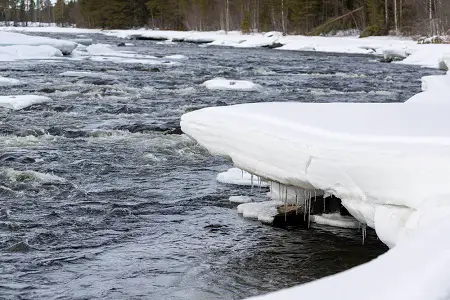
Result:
[0, 95, 51, 110]
[0, 31, 77, 55]
[202, 78, 262, 91]
[0, 76, 21, 86]
[217, 167, 269, 187]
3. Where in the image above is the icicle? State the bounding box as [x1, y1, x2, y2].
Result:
[241, 169, 244, 178]
[284, 185, 288, 222]
[278, 182, 282, 203]
[251, 174, 254, 191]
[303, 189, 307, 222]
[258, 177, 261, 193]
[362, 224, 367, 245]
[307, 190, 311, 229]
[270, 181, 273, 198]
[295, 189, 299, 215]
[323, 192, 326, 213]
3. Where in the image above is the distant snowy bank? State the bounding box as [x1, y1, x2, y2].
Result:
[1, 26, 449, 70]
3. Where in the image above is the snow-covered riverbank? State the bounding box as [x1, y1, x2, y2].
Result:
[1, 26, 449, 70]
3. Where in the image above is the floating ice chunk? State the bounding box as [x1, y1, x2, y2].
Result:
[0, 76, 21, 86]
[202, 78, 263, 92]
[0, 95, 51, 110]
[86, 44, 157, 59]
[311, 213, 359, 229]
[70, 38, 93, 46]
[0, 45, 63, 61]
[164, 54, 188, 60]
[229, 196, 252, 203]
[217, 167, 269, 187]
[0, 31, 77, 54]
[382, 47, 408, 60]
[237, 201, 282, 223]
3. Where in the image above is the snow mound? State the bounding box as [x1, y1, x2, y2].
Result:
[0, 31, 77, 55]
[237, 201, 282, 223]
[229, 196, 252, 204]
[202, 78, 262, 91]
[0, 45, 63, 61]
[0, 95, 51, 110]
[217, 167, 269, 187]
[0, 76, 21, 86]
[311, 213, 359, 229]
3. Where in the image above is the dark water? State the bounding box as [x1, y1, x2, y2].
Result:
[0, 33, 442, 300]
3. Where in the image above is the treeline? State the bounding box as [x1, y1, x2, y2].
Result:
[1, 0, 449, 36]
[0, 0, 79, 25]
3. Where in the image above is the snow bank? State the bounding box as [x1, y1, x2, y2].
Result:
[202, 78, 263, 92]
[0, 76, 21, 86]
[229, 196, 252, 203]
[217, 167, 269, 187]
[311, 213, 359, 229]
[0, 45, 63, 61]
[181, 102, 450, 249]
[0, 31, 77, 55]
[395, 44, 449, 70]
[406, 71, 450, 104]
[246, 215, 450, 300]
[0, 95, 51, 110]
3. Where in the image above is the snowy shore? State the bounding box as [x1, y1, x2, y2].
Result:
[1, 26, 449, 70]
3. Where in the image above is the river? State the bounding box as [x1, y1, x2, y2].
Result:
[0, 32, 441, 300]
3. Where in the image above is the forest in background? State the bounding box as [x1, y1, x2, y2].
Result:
[0, 0, 449, 37]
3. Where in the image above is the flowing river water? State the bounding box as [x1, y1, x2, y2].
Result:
[0, 33, 442, 300]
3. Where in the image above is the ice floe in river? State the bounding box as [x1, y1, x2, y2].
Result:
[59, 71, 117, 79]
[0, 76, 21, 86]
[0, 95, 51, 110]
[229, 196, 252, 204]
[202, 78, 263, 91]
[0, 31, 77, 55]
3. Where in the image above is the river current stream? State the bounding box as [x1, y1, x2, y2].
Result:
[0, 33, 441, 300]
